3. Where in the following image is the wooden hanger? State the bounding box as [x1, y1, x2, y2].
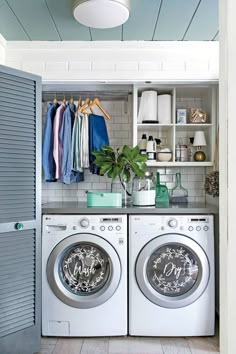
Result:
[77, 97, 82, 108]
[85, 97, 111, 120]
[77, 98, 90, 113]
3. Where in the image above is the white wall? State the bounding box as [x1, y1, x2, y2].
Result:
[220, 0, 236, 352]
[0, 34, 6, 65]
[5, 41, 219, 82]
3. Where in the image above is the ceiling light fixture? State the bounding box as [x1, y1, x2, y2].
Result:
[73, 0, 130, 29]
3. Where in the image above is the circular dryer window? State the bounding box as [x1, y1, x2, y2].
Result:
[146, 244, 199, 297]
[47, 233, 121, 309]
[61, 243, 110, 295]
[136, 234, 210, 309]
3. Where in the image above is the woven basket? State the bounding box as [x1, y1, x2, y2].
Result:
[204, 128, 219, 197]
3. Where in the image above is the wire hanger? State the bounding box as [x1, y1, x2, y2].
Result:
[85, 97, 111, 120]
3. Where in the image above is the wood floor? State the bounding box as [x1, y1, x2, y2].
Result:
[38, 334, 219, 354]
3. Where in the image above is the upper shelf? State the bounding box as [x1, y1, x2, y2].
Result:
[146, 161, 214, 167]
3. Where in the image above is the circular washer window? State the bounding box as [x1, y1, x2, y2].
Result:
[60, 243, 110, 295]
[135, 234, 210, 309]
[146, 244, 199, 297]
[47, 233, 121, 309]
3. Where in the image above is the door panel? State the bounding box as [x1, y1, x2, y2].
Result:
[0, 65, 41, 354]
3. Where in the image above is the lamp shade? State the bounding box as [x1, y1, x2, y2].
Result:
[193, 131, 207, 147]
[73, 0, 130, 29]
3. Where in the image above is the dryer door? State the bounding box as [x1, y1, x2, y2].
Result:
[136, 234, 210, 308]
[47, 233, 121, 308]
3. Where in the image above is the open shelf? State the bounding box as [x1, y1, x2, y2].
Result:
[133, 83, 218, 167]
[146, 161, 214, 167]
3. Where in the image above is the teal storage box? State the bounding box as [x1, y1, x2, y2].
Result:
[87, 192, 122, 207]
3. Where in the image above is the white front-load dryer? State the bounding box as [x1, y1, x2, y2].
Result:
[42, 214, 127, 336]
[129, 214, 215, 336]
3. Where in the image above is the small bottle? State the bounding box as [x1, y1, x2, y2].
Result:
[155, 138, 162, 161]
[188, 137, 194, 162]
[180, 144, 188, 162]
[175, 142, 181, 162]
[138, 134, 147, 155]
[146, 136, 156, 160]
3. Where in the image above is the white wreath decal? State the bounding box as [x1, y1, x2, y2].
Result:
[62, 245, 108, 293]
[151, 246, 198, 294]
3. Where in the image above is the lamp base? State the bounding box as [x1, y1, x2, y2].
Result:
[194, 150, 206, 161]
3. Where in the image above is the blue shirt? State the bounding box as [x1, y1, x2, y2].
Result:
[60, 103, 84, 184]
[89, 114, 109, 175]
[42, 103, 58, 182]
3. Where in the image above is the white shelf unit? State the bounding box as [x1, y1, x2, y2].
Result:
[133, 83, 218, 167]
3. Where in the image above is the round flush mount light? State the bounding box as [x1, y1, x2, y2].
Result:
[73, 0, 130, 29]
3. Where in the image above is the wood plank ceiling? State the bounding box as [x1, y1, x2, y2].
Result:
[0, 0, 218, 41]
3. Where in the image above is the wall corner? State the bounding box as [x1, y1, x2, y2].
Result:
[0, 33, 7, 65]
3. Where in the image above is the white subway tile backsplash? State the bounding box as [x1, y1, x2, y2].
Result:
[42, 100, 207, 204]
[92, 183, 107, 190]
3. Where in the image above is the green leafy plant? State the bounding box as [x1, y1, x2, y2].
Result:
[92, 145, 148, 186]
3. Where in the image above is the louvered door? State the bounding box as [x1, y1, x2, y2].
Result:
[0, 65, 41, 354]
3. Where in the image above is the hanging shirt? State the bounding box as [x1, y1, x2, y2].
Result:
[71, 113, 83, 172]
[60, 103, 84, 184]
[89, 114, 110, 175]
[42, 102, 58, 182]
[80, 113, 90, 168]
[53, 103, 66, 179]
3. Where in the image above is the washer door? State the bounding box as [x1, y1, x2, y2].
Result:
[136, 234, 210, 308]
[47, 233, 121, 308]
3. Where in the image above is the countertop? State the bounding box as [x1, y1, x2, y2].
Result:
[42, 202, 218, 214]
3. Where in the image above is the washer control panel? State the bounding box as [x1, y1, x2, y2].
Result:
[43, 215, 126, 236]
[99, 217, 123, 233]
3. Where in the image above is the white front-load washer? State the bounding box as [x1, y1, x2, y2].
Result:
[129, 214, 215, 336]
[42, 214, 127, 336]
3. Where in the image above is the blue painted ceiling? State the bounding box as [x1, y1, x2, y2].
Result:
[0, 0, 218, 41]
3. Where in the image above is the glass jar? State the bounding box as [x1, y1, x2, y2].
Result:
[132, 171, 156, 206]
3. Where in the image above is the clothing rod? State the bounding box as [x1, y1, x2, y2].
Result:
[42, 91, 132, 102]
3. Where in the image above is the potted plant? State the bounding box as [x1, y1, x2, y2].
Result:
[92, 145, 148, 205]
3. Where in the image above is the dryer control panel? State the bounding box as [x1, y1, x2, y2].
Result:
[130, 214, 214, 236]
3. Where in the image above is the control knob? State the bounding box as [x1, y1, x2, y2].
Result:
[80, 218, 89, 228]
[168, 218, 178, 228]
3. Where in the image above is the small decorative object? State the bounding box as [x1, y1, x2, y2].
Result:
[176, 109, 187, 124]
[193, 131, 207, 161]
[92, 145, 148, 206]
[189, 108, 207, 123]
[205, 128, 219, 197]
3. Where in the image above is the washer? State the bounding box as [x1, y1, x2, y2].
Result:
[129, 214, 215, 336]
[42, 214, 127, 336]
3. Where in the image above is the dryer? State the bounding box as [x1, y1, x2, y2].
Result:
[42, 214, 127, 336]
[129, 214, 215, 337]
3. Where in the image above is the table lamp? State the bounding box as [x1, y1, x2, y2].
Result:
[193, 131, 207, 161]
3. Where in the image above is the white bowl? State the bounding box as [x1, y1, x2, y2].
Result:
[157, 151, 172, 162]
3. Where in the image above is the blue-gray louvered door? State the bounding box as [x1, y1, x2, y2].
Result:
[0, 65, 41, 354]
